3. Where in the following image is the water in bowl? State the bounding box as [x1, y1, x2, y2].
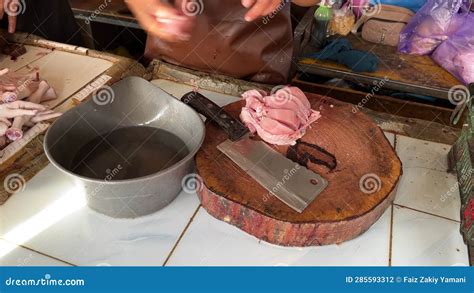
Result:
[70, 126, 189, 180]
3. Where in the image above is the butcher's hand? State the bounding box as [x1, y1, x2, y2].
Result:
[0, 0, 20, 33]
[0, 100, 45, 119]
[125, 0, 194, 42]
[242, 0, 285, 22]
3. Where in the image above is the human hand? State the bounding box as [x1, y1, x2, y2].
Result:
[241, 0, 284, 22]
[125, 0, 194, 42]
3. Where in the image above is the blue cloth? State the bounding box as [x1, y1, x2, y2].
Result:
[308, 38, 380, 73]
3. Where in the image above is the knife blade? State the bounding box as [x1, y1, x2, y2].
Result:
[182, 91, 328, 213]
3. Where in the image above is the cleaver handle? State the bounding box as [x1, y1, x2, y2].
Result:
[182, 91, 249, 141]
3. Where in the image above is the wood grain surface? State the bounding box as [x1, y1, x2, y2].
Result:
[196, 93, 402, 246]
[299, 34, 460, 98]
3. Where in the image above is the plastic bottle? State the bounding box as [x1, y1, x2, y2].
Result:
[311, 0, 333, 49]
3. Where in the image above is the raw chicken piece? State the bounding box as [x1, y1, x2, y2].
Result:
[6, 81, 58, 141]
[240, 87, 321, 146]
[1, 92, 17, 103]
[0, 119, 10, 136]
[0, 69, 41, 101]
[0, 67, 60, 146]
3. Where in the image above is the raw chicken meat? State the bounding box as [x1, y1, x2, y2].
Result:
[240, 87, 321, 146]
[0, 69, 43, 101]
[0, 68, 61, 146]
[6, 80, 58, 141]
[0, 100, 49, 146]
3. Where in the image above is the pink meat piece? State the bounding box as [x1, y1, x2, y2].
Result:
[0, 70, 40, 101]
[240, 86, 321, 146]
[265, 108, 301, 131]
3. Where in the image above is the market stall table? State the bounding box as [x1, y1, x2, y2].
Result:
[0, 78, 466, 266]
[297, 33, 462, 100]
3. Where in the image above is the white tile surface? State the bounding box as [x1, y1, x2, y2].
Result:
[0, 239, 69, 266]
[0, 79, 464, 267]
[166, 207, 392, 266]
[396, 136, 450, 172]
[0, 165, 200, 266]
[394, 168, 460, 221]
[391, 206, 468, 266]
[394, 135, 460, 221]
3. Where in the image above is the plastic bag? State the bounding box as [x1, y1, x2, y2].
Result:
[351, 0, 370, 18]
[398, 0, 471, 55]
[329, 5, 355, 36]
[432, 13, 474, 84]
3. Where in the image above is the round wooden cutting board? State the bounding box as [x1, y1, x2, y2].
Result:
[195, 93, 402, 246]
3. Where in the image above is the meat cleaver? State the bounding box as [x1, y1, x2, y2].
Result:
[182, 91, 328, 213]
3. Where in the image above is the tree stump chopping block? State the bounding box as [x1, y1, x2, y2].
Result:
[195, 93, 402, 246]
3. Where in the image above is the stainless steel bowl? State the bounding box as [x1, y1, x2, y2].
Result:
[44, 77, 205, 218]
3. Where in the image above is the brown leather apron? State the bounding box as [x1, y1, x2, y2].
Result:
[145, 0, 293, 84]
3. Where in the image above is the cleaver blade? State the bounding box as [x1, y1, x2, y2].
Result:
[217, 136, 328, 213]
[182, 91, 328, 213]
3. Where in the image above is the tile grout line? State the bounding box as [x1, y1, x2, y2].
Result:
[388, 204, 394, 267]
[392, 134, 461, 224]
[393, 204, 460, 223]
[1, 237, 77, 267]
[162, 204, 202, 266]
[388, 134, 396, 267]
